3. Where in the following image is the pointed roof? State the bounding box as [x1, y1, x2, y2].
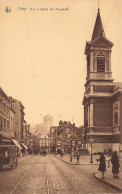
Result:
[91, 9, 105, 41]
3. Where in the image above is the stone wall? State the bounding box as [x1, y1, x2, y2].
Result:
[93, 98, 112, 127]
[86, 143, 120, 154]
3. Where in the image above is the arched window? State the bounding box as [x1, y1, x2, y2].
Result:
[97, 51, 105, 72]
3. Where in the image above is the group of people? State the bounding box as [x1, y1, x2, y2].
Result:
[40, 149, 47, 156]
[97, 151, 120, 179]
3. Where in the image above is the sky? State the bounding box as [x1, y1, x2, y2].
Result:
[0, 0, 122, 127]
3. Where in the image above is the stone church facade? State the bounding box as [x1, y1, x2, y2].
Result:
[83, 9, 122, 154]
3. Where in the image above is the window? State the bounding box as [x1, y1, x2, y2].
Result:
[0, 116, 2, 131]
[4, 118, 6, 131]
[0, 99, 2, 110]
[85, 107, 88, 128]
[7, 106, 9, 115]
[97, 58, 105, 72]
[7, 120, 9, 132]
[87, 56, 90, 77]
[97, 52, 105, 73]
[4, 103, 6, 113]
[114, 112, 118, 125]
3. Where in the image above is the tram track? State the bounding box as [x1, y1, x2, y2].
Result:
[10, 156, 78, 194]
[9, 163, 38, 194]
[6, 154, 117, 194]
[51, 155, 118, 193]
[45, 157, 50, 194]
[9, 157, 48, 194]
[48, 155, 78, 194]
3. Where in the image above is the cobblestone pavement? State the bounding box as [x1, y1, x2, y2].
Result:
[55, 154, 122, 192]
[0, 154, 118, 194]
[0, 155, 47, 194]
[49, 155, 118, 194]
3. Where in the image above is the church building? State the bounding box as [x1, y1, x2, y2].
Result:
[83, 9, 122, 154]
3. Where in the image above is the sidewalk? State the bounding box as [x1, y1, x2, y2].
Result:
[55, 154, 122, 193]
[95, 160, 122, 193]
[55, 154, 99, 165]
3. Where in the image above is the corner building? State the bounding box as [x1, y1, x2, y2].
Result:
[83, 9, 122, 153]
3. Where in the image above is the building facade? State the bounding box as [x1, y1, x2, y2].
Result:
[11, 98, 25, 142]
[39, 134, 50, 153]
[9, 99, 15, 138]
[0, 87, 31, 155]
[52, 121, 84, 155]
[83, 9, 122, 154]
[0, 87, 11, 144]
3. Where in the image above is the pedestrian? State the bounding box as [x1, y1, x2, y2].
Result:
[40, 150, 42, 156]
[43, 149, 45, 156]
[111, 151, 120, 178]
[60, 149, 63, 158]
[97, 152, 106, 179]
[76, 153, 80, 164]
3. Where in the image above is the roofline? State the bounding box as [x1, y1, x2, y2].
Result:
[85, 36, 114, 55]
[0, 87, 11, 102]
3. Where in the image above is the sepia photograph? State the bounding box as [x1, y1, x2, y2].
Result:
[0, 0, 122, 193]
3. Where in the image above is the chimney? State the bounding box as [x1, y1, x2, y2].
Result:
[59, 120, 62, 125]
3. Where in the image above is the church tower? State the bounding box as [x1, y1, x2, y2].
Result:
[83, 9, 115, 153]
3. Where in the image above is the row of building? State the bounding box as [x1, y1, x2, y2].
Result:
[0, 87, 31, 156]
[35, 120, 85, 155]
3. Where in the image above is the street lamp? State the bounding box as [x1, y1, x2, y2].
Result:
[68, 133, 72, 162]
[89, 138, 94, 163]
[70, 136, 72, 162]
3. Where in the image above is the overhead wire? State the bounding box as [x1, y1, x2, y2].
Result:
[104, 0, 119, 29]
[22, 0, 36, 79]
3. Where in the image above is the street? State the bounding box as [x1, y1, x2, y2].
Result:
[0, 155, 118, 194]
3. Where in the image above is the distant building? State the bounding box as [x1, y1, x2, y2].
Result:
[52, 121, 84, 154]
[83, 9, 122, 154]
[49, 126, 57, 153]
[31, 114, 53, 135]
[43, 114, 53, 131]
[38, 134, 50, 153]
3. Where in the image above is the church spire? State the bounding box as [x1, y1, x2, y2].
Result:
[91, 9, 105, 41]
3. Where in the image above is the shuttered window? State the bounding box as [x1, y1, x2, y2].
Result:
[97, 58, 105, 72]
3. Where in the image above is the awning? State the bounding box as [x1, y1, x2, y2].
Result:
[0, 134, 11, 143]
[21, 143, 28, 149]
[12, 139, 22, 150]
